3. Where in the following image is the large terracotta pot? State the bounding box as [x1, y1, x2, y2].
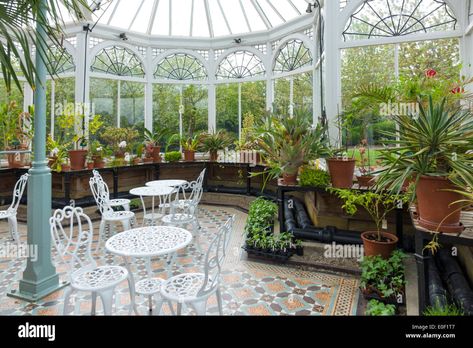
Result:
[183, 150, 195, 162]
[327, 158, 356, 188]
[69, 150, 87, 170]
[361, 231, 398, 259]
[282, 172, 298, 186]
[209, 151, 218, 162]
[416, 176, 464, 233]
[152, 146, 161, 162]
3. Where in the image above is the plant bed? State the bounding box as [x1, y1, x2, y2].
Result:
[242, 245, 294, 262]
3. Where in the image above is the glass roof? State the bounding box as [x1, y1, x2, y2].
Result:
[63, 0, 310, 38]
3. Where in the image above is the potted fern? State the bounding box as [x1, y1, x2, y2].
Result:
[144, 127, 169, 163]
[200, 129, 232, 161]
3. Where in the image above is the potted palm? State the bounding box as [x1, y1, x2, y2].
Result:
[332, 189, 406, 258]
[144, 127, 168, 163]
[200, 129, 232, 161]
[376, 96, 473, 233]
[180, 134, 200, 161]
[253, 109, 329, 186]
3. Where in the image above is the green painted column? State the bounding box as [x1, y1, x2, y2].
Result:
[9, 0, 63, 302]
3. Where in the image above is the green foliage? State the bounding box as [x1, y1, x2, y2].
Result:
[299, 167, 330, 188]
[253, 108, 330, 186]
[330, 188, 407, 240]
[360, 250, 406, 300]
[164, 151, 182, 162]
[144, 127, 169, 146]
[245, 197, 278, 236]
[366, 299, 396, 316]
[0, 100, 23, 149]
[102, 127, 139, 153]
[200, 129, 233, 153]
[376, 96, 473, 198]
[423, 302, 464, 316]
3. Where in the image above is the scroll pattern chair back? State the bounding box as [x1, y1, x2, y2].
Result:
[89, 174, 113, 215]
[197, 216, 234, 298]
[9, 174, 29, 213]
[50, 206, 96, 273]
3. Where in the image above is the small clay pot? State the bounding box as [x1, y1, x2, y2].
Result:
[361, 231, 398, 259]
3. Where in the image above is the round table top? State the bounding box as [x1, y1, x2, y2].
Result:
[129, 185, 175, 197]
[145, 179, 188, 188]
[105, 226, 192, 257]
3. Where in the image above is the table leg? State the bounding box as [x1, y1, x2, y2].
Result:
[123, 256, 139, 315]
[140, 195, 147, 227]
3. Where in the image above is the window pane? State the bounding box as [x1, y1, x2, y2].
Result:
[182, 85, 208, 137]
[153, 84, 180, 148]
[90, 78, 118, 129]
[120, 81, 145, 135]
[216, 83, 239, 139]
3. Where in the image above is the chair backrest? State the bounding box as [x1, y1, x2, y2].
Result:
[92, 170, 111, 197]
[9, 173, 29, 213]
[197, 216, 234, 298]
[89, 172, 112, 215]
[50, 206, 96, 274]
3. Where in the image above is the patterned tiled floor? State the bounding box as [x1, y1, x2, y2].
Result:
[0, 205, 359, 316]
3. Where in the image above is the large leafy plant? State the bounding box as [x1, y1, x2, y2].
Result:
[376, 96, 473, 196]
[144, 127, 169, 147]
[199, 129, 232, 153]
[254, 109, 329, 183]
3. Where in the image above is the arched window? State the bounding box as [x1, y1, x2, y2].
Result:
[216, 51, 265, 79]
[273, 39, 313, 74]
[91, 46, 145, 77]
[154, 53, 207, 80]
[343, 0, 457, 41]
[48, 46, 75, 74]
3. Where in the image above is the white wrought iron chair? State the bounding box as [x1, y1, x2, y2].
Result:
[0, 173, 29, 243]
[92, 170, 131, 211]
[161, 172, 205, 253]
[160, 216, 234, 315]
[50, 206, 131, 315]
[89, 175, 135, 252]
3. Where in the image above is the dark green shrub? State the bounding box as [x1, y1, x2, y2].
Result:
[299, 167, 330, 188]
[164, 151, 182, 162]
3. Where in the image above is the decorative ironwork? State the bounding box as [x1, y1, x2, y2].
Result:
[216, 51, 265, 79]
[273, 39, 313, 74]
[343, 0, 457, 41]
[48, 46, 75, 75]
[91, 46, 145, 77]
[154, 53, 207, 81]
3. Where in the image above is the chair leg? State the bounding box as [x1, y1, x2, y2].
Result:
[98, 288, 115, 315]
[154, 297, 163, 315]
[63, 287, 74, 315]
[96, 219, 106, 253]
[191, 299, 208, 316]
[192, 220, 202, 254]
[121, 219, 131, 232]
[91, 292, 97, 315]
[216, 288, 223, 315]
[177, 302, 182, 316]
[148, 295, 153, 313]
[8, 216, 19, 244]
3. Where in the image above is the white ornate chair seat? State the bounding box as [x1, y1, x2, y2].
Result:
[135, 277, 164, 296]
[160, 273, 213, 302]
[71, 266, 128, 292]
[103, 210, 135, 222]
[110, 198, 131, 210]
[162, 213, 194, 225]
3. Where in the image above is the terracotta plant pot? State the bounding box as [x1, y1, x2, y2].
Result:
[133, 158, 142, 165]
[209, 151, 218, 162]
[416, 176, 464, 233]
[86, 162, 94, 170]
[69, 150, 87, 170]
[7, 153, 22, 168]
[183, 150, 196, 162]
[361, 231, 398, 259]
[152, 146, 161, 162]
[115, 151, 125, 159]
[357, 175, 375, 188]
[143, 157, 154, 163]
[327, 158, 356, 188]
[282, 172, 298, 186]
[93, 157, 105, 168]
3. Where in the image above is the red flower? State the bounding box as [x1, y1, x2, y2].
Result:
[451, 86, 464, 94]
[425, 69, 437, 78]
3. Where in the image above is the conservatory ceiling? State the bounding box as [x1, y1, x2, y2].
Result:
[59, 0, 313, 38]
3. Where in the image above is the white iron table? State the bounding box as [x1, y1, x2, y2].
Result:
[145, 179, 188, 188]
[130, 185, 175, 226]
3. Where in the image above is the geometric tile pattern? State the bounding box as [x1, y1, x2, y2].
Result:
[0, 205, 359, 315]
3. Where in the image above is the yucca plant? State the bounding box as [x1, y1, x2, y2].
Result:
[253, 109, 329, 186]
[199, 129, 232, 160]
[376, 96, 473, 195]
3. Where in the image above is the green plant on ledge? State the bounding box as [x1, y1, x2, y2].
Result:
[164, 151, 182, 162]
[423, 302, 464, 316]
[365, 299, 396, 316]
[299, 166, 331, 188]
[330, 189, 407, 242]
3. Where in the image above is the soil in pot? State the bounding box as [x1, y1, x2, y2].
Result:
[416, 176, 464, 233]
[69, 150, 87, 170]
[357, 175, 374, 188]
[152, 146, 161, 162]
[361, 231, 398, 259]
[282, 172, 298, 186]
[327, 158, 356, 188]
[183, 150, 195, 161]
